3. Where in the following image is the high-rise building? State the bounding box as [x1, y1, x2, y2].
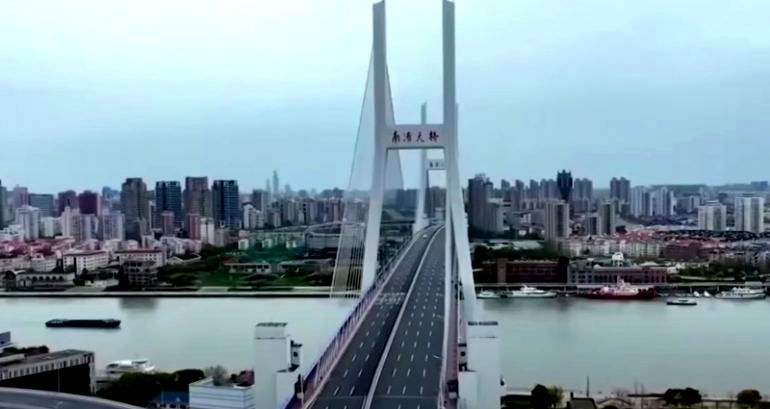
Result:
[74, 214, 98, 242]
[697, 202, 726, 231]
[11, 186, 29, 209]
[186, 213, 201, 240]
[544, 200, 570, 241]
[598, 201, 617, 236]
[630, 186, 647, 217]
[57, 190, 78, 215]
[272, 171, 280, 197]
[0, 180, 5, 229]
[121, 178, 149, 240]
[15, 205, 40, 241]
[184, 177, 211, 222]
[735, 195, 765, 233]
[101, 211, 125, 240]
[610, 177, 631, 204]
[212, 180, 240, 230]
[160, 211, 176, 236]
[573, 178, 593, 201]
[28, 194, 55, 217]
[242, 203, 260, 230]
[251, 189, 270, 212]
[155, 181, 183, 228]
[556, 170, 573, 202]
[467, 175, 494, 235]
[78, 190, 100, 215]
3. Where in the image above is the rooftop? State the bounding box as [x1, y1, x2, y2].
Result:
[0, 349, 92, 368]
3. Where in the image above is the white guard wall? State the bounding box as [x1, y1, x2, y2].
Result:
[464, 321, 502, 409]
[253, 323, 291, 409]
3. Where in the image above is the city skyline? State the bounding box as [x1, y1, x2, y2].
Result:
[3, 0, 770, 191]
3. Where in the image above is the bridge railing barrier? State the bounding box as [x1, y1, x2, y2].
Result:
[283, 233, 415, 409]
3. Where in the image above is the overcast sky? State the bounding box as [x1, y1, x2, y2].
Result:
[1, 0, 769, 193]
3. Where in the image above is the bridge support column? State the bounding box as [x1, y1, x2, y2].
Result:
[458, 321, 503, 409]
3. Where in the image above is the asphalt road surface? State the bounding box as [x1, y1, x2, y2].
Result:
[310, 227, 443, 409]
[368, 231, 445, 409]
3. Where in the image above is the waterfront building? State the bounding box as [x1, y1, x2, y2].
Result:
[735, 195, 765, 233]
[28, 194, 55, 217]
[14, 206, 40, 241]
[569, 260, 668, 285]
[155, 181, 183, 229]
[697, 201, 727, 231]
[121, 178, 149, 240]
[477, 259, 565, 284]
[114, 249, 166, 267]
[212, 180, 241, 230]
[63, 251, 109, 273]
[123, 260, 159, 288]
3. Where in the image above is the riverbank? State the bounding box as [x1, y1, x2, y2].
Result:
[0, 287, 336, 297]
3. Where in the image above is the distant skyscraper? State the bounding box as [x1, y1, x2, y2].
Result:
[160, 210, 176, 236]
[630, 186, 647, 217]
[78, 190, 100, 215]
[0, 179, 4, 228]
[121, 178, 149, 240]
[28, 194, 55, 217]
[15, 205, 40, 241]
[610, 177, 631, 204]
[184, 177, 212, 224]
[698, 202, 726, 231]
[573, 178, 593, 201]
[212, 180, 240, 230]
[57, 190, 78, 215]
[11, 186, 29, 209]
[101, 211, 125, 241]
[598, 201, 617, 236]
[251, 189, 270, 212]
[272, 171, 280, 197]
[467, 175, 494, 235]
[544, 200, 570, 241]
[155, 181, 183, 229]
[735, 195, 765, 233]
[556, 170, 573, 202]
[186, 213, 201, 240]
[242, 203, 259, 230]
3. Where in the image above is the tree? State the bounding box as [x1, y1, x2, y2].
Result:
[548, 386, 564, 408]
[531, 384, 552, 409]
[681, 388, 702, 407]
[204, 365, 229, 386]
[737, 390, 762, 408]
[173, 368, 205, 389]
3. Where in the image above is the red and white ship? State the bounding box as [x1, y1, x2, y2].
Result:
[587, 278, 655, 299]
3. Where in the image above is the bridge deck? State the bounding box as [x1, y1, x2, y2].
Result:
[309, 227, 441, 409]
[368, 231, 446, 409]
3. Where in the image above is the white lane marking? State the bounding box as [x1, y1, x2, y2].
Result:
[420, 386, 424, 395]
[406, 368, 411, 377]
[416, 330, 420, 336]
[401, 341, 405, 347]
[413, 341, 417, 348]
[410, 353, 414, 362]
[387, 385, 392, 394]
[428, 330, 432, 337]
[419, 321, 422, 327]
[371, 341, 376, 347]
[365, 353, 370, 361]
[359, 341, 364, 348]
[402, 385, 407, 395]
[350, 385, 356, 395]
[392, 368, 397, 377]
[397, 353, 401, 361]
[397, 405, 402, 409]
[425, 354, 428, 362]
[431, 321, 434, 327]
[343, 369, 348, 377]
[366, 330, 370, 336]
[422, 368, 426, 377]
[352, 353, 357, 362]
[334, 386, 340, 395]
[405, 329, 409, 335]
[428, 341, 431, 348]
[344, 405, 348, 409]
[358, 368, 363, 377]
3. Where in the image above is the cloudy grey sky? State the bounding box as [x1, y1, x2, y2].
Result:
[1, 0, 769, 193]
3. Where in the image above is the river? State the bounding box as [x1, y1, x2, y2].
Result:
[3, 296, 769, 395]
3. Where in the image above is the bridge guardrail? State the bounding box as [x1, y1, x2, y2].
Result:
[283, 232, 415, 409]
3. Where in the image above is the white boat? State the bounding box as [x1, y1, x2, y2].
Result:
[477, 291, 499, 299]
[102, 359, 156, 381]
[716, 287, 766, 300]
[703, 291, 712, 298]
[667, 298, 697, 306]
[508, 285, 557, 298]
[693, 291, 701, 298]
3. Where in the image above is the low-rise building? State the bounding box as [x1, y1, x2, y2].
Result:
[11, 271, 75, 289]
[114, 249, 166, 267]
[63, 251, 109, 273]
[189, 377, 255, 409]
[477, 259, 566, 284]
[569, 260, 669, 285]
[123, 260, 159, 287]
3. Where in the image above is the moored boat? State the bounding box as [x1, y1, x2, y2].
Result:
[716, 287, 766, 300]
[477, 290, 499, 299]
[509, 285, 557, 298]
[586, 278, 655, 300]
[46, 319, 121, 328]
[667, 298, 697, 306]
[102, 359, 156, 381]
